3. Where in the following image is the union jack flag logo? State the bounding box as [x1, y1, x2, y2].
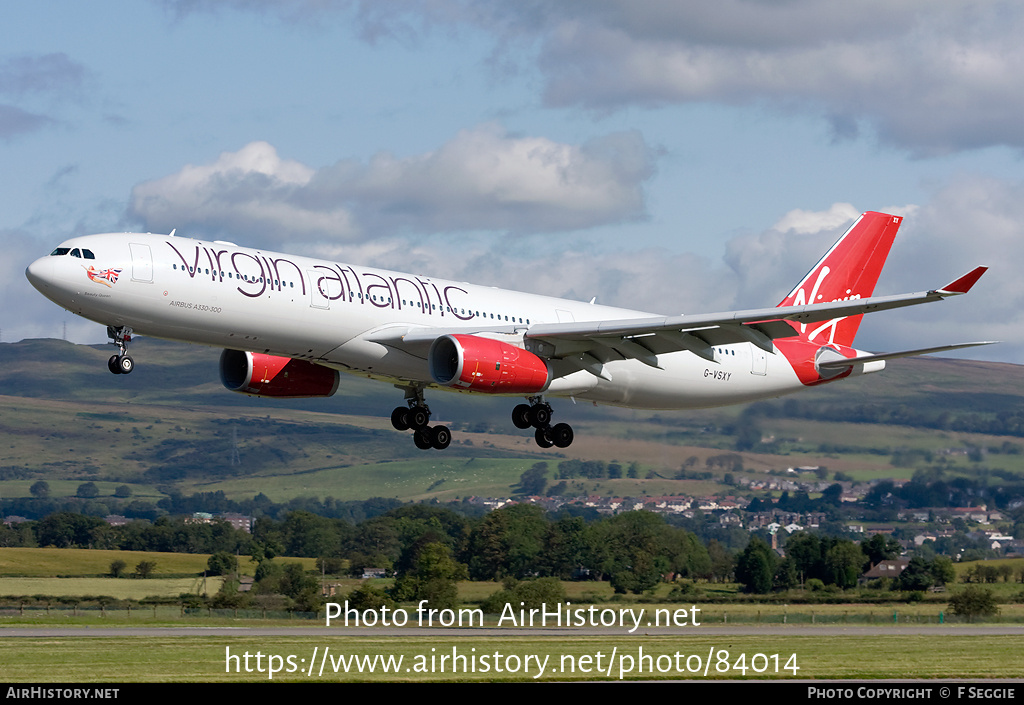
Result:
[85, 266, 122, 287]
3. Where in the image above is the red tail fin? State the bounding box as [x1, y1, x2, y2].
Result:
[777, 211, 902, 348]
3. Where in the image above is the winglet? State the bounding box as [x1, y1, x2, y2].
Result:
[935, 266, 987, 295]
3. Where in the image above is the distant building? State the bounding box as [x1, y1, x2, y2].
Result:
[860, 559, 910, 585]
[220, 513, 253, 533]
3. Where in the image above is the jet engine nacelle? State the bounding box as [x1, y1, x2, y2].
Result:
[429, 334, 551, 394]
[219, 349, 341, 397]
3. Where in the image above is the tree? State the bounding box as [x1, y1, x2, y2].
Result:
[784, 532, 823, 584]
[896, 557, 935, 591]
[587, 511, 688, 594]
[481, 577, 566, 613]
[279, 562, 321, 610]
[207, 551, 238, 576]
[35, 512, 105, 548]
[467, 504, 546, 580]
[536, 516, 586, 579]
[76, 482, 99, 499]
[114, 485, 132, 498]
[706, 540, 734, 582]
[135, 560, 157, 579]
[390, 541, 467, 610]
[109, 559, 127, 578]
[949, 586, 999, 621]
[514, 462, 548, 496]
[735, 537, 777, 593]
[346, 583, 396, 611]
[862, 533, 901, 565]
[29, 480, 50, 499]
[930, 556, 957, 587]
[824, 540, 865, 589]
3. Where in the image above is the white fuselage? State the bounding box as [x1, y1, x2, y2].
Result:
[26, 232, 815, 410]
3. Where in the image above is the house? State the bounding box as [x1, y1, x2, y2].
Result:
[859, 559, 910, 585]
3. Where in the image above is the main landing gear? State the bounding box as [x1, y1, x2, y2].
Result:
[391, 386, 451, 450]
[106, 326, 134, 375]
[512, 397, 574, 449]
[390, 389, 572, 451]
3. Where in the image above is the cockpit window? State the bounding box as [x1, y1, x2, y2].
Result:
[48, 246, 96, 258]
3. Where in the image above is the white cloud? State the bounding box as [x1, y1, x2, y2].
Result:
[128, 141, 356, 242]
[183, 1, 1024, 156]
[527, 2, 1024, 155]
[771, 203, 861, 235]
[128, 125, 655, 244]
[875, 177, 1024, 360]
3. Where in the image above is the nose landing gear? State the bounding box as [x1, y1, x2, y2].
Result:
[106, 326, 134, 375]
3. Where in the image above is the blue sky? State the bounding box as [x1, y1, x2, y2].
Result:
[4, 1, 1024, 362]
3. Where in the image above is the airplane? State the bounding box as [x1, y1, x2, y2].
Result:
[25, 211, 993, 451]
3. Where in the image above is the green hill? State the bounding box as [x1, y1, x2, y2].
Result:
[1, 338, 1022, 506]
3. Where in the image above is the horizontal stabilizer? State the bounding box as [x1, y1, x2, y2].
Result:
[816, 341, 998, 370]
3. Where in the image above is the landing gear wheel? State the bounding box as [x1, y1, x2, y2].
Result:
[117, 355, 134, 375]
[550, 423, 574, 448]
[391, 407, 411, 431]
[529, 404, 551, 428]
[534, 427, 553, 448]
[408, 406, 430, 430]
[413, 429, 433, 450]
[108, 355, 123, 375]
[512, 404, 532, 429]
[430, 425, 452, 450]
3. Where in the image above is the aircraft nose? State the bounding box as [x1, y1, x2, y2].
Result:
[25, 256, 54, 292]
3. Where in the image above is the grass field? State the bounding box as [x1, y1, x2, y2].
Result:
[1, 633, 1021, 681]
[0, 576, 226, 600]
[0, 548, 214, 577]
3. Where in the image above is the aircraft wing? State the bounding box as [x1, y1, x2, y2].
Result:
[366, 266, 987, 370]
[523, 266, 989, 369]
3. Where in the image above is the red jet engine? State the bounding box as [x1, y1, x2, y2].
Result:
[220, 349, 340, 397]
[429, 334, 551, 394]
